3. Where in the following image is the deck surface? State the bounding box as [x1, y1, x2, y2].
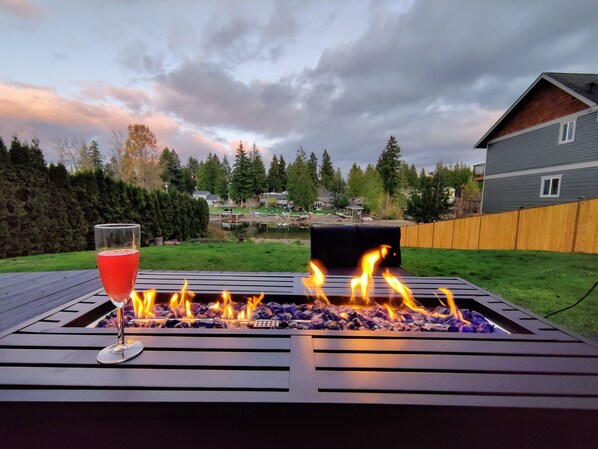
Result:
[1, 270, 597, 447]
[0, 270, 101, 333]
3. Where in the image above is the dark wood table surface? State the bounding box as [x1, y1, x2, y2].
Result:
[1, 270, 597, 448]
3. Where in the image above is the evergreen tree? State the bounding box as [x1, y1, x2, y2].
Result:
[307, 151, 319, 186]
[329, 168, 349, 209]
[89, 140, 103, 170]
[406, 170, 451, 223]
[180, 167, 196, 194]
[159, 147, 183, 192]
[278, 155, 287, 190]
[249, 143, 268, 197]
[79, 140, 104, 172]
[230, 142, 253, 205]
[408, 164, 419, 188]
[216, 155, 231, 199]
[286, 148, 317, 210]
[319, 149, 335, 189]
[399, 163, 411, 190]
[347, 163, 364, 198]
[196, 153, 222, 193]
[376, 135, 402, 195]
[267, 154, 281, 192]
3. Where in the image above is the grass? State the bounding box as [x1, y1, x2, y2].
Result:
[1, 243, 596, 337]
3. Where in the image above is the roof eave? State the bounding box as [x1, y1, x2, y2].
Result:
[474, 73, 547, 149]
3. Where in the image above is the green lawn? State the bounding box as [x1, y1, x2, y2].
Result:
[1, 243, 596, 337]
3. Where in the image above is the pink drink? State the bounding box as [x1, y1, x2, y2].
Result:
[96, 249, 140, 303]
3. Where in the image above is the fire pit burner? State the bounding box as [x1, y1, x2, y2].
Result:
[93, 296, 501, 333]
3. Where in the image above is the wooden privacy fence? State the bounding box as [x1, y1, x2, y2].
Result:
[400, 198, 598, 254]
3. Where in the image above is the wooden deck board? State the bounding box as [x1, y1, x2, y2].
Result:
[0, 270, 102, 333]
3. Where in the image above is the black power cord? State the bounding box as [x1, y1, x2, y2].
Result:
[544, 279, 598, 318]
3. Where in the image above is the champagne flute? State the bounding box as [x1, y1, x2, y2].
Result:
[94, 223, 143, 364]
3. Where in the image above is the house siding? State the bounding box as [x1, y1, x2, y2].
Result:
[482, 111, 598, 213]
[485, 111, 598, 175]
[482, 167, 598, 214]
[491, 79, 588, 140]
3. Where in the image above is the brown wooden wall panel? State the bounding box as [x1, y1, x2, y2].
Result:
[479, 210, 519, 250]
[516, 202, 578, 252]
[401, 225, 418, 247]
[574, 199, 598, 254]
[432, 221, 453, 249]
[417, 223, 434, 248]
[452, 216, 481, 250]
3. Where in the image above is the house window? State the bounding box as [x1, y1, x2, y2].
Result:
[559, 120, 576, 143]
[540, 175, 562, 198]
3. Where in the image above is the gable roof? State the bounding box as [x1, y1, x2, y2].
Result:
[474, 72, 598, 149]
[545, 72, 598, 105]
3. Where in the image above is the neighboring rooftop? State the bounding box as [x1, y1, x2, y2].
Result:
[545, 72, 598, 105]
[474, 72, 598, 149]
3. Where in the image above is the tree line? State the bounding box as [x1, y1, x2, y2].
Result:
[0, 136, 209, 259]
[49, 123, 480, 223]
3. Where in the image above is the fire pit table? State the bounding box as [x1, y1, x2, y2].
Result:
[1, 270, 597, 448]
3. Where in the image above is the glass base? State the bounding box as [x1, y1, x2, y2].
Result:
[97, 340, 144, 364]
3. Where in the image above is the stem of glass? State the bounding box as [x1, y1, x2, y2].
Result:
[116, 306, 126, 350]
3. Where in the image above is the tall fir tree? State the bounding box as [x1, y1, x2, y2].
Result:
[376, 135, 402, 195]
[196, 153, 222, 193]
[159, 147, 183, 192]
[249, 143, 268, 197]
[267, 154, 281, 192]
[329, 167, 348, 208]
[278, 155, 287, 191]
[88, 140, 104, 171]
[286, 148, 316, 210]
[230, 142, 253, 205]
[307, 151, 319, 186]
[216, 155, 231, 199]
[319, 149, 335, 189]
[408, 164, 419, 188]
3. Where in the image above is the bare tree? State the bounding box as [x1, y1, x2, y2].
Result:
[106, 130, 126, 179]
[53, 137, 83, 173]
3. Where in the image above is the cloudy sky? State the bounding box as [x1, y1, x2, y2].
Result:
[1, 0, 597, 174]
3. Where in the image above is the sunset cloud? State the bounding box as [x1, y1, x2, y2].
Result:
[0, 0, 44, 19]
[0, 81, 227, 163]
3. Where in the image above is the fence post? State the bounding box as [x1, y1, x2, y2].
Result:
[571, 200, 582, 253]
[513, 209, 521, 250]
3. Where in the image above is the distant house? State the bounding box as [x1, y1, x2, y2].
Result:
[315, 187, 333, 209]
[261, 192, 288, 208]
[206, 194, 221, 207]
[474, 72, 598, 213]
[192, 190, 210, 200]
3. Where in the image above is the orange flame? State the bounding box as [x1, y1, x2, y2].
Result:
[302, 261, 330, 304]
[132, 289, 156, 319]
[212, 290, 264, 321]
[168, 279, 195, 320]
[220, 290, 235, 320]
[382, 270, 433, 315]
[382, 270, 469, 323]
[350, 245, 390, 304]
[436, 287, 470, 325]
[384, 303, 397, 321]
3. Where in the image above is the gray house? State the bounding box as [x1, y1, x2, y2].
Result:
[475, 72, 598, 214]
